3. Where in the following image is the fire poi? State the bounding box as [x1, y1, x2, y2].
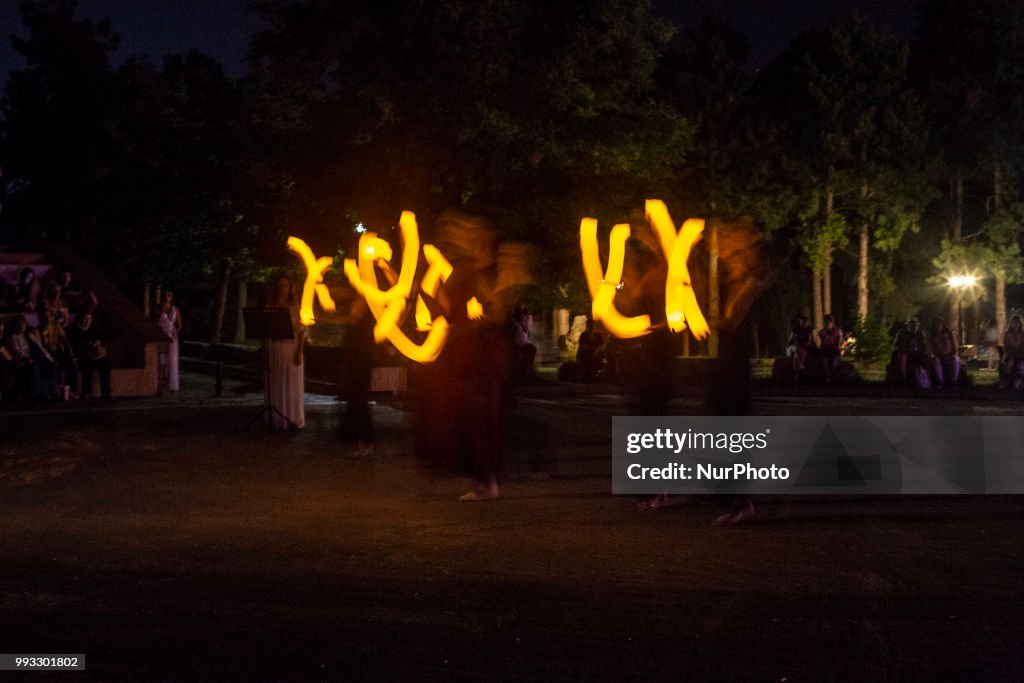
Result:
[580, 199, 709, 340]
[288, 200, 710, 360]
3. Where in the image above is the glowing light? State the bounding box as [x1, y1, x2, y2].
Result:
[415, 296, 433, 331]
[467, 297, 484, 320]
[286, 236, 336, 326]
[651, 199, 709, 339]
[342, 211, 453, 363]
[421, 244, 453, 297]
[579, 200, 709, 340]
[948, 275, 977, 289]
[580, 218, 652, 338]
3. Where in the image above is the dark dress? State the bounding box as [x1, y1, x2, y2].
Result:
[339, 309, 375, 444]
[416, 263, 510, 484]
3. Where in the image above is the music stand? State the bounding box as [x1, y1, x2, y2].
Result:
[243, 307, 298, 432]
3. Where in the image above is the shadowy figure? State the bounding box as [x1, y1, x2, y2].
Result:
[510, 303, 537, 381]
[13, 267, 40, 311]
[38, 301, 76, 397]
[43, 280, 69, 328]
[787, 315, 816, 383]
[0, 319, 12, 401]
[575, 318, 607, 382]
[818, 315, 843, 385]
[4, 314, 34, 401]
[26, 313, 59, 401]
[1002, 315, 1024, 391]
[930, 318, 959, 389]
[613, 217, 767, 523]
[70, 306, 110, 398]
[336, 291, 375, 458]
[155, 289, 182, 392]
[892, 317, 928, 387]
[265, 274, 307, 429]
[415, 210, 531, 501]
[981, 318, 1000, 371]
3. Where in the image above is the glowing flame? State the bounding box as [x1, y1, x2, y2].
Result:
[286, 236, 336, 326]
[579, 200, 708, 340]
[342, 211, 453, 363]
[580, 219, 652, 338]
[467, 297, 484, 320]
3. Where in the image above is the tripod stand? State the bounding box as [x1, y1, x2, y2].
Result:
[242, 307, 298, 432]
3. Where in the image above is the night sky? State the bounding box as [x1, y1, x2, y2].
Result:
[0, 0, 916, 83]
[0, 0, 264, 79]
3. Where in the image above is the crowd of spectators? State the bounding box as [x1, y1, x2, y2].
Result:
[883, 314, 1024, 390]
[0, 266, 108, 403]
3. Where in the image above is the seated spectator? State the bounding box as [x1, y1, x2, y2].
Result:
[4, 314, 33, 400]
[818, 314, 843, 384]
[981, 318, 1000, 371]
[13, 267, 40, 312]
[70, 306, 111, 398]
[930, 318, 959, 388]
[3, 313, 57, 401]
[786, 315, 816, 383]
[1002, 314, 1024, 391]
[893, 317, 929, 386]
[575, 319, 607, 383]
[511, 304, 537, 380]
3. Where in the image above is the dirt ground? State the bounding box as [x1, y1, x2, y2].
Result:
[0, 375, 1021, 680]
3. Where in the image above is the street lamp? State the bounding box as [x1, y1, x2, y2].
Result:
[948, 274, 977, 345]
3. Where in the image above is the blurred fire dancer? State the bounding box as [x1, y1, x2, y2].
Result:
[416, 210, 532, 501]
[622, 217, 768, 523]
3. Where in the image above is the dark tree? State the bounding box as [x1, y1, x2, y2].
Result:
[0, 0, 119, 246]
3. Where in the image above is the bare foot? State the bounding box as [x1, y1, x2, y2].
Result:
[713, 501, 756, 526]
[459, 481, 499, 502]
[637, 493, 668, 512]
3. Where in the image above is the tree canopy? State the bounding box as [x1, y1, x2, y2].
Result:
[0, 0, 1021, 349]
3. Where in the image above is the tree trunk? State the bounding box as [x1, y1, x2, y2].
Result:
[707, 220, 719, 357]
[812, 267, 823, 341]
[995, 275, 1007, 338]
[858, 221, 869, 321]
[234, 280, 248, 344]
[820, 185, 834, 323]
[952, 171, 963, 241]
[950, 171, 964, 337]
[858, 180, 870, 321]
[212, 260, 231, 344]
[993, 166, 1006, 337]
[823, 259, 832, 318]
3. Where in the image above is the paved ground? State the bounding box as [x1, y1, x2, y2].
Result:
[0, 374, 1021, 680]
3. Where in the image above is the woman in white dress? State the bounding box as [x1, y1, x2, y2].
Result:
[267, 274, 306, 429]
[156, 289, 182, 391]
